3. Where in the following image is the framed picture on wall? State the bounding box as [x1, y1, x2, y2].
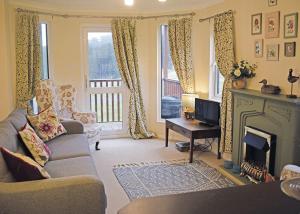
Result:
[284, 13, 298, 38]
[268, 0, 277, 7]
[251, 13, 262, 35]
[285, 42, 296, 57]
[254, 39, 264, 57]
[266, 44, 279, 61]
[265, 11, 280, 38]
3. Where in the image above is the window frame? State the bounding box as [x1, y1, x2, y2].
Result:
[80, 24, 129, 138]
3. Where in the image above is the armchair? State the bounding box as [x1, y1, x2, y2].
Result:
[35, 80, 101, 150]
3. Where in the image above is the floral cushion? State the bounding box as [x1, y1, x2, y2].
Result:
[72, 112, 97, 124]
[1, 147, 51, 182]
[19, 123, 51, 166]
[27, 107, 67, 142]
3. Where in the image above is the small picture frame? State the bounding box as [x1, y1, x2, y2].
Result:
[284, 13, 298, 38]
[254, 39, 264, 57]
[285, 42, 296, 57]
[268, 0, 277, 6]
[251, 13, 262, 35]
[267, 44, 279, 61]
[265, 11, 280, 39]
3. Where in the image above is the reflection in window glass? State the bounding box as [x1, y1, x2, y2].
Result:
[88, 32, 120, 81]
[40, 23, 49, 80]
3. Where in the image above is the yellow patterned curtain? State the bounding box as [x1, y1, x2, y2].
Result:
[214, 12, 235, 154]
[111, 18, 154, 139]
[168, 18, 194, 94]
[15, 11, 41, 112]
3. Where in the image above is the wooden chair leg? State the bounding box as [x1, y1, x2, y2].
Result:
[95, 141, 100, 151]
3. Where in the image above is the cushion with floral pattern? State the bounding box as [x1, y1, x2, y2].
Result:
[27, 107, 67, 142]
[19, 123, 51, 166]
[1, 147, 51, 182]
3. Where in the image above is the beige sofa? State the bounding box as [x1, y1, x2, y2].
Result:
[0, 109, 106, 214]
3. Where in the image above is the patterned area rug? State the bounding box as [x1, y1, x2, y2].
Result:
[113, 160, 236, 200]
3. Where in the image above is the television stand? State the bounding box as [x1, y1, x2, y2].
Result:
[165, 118, 221, 163]
[198, 122, 215, 127]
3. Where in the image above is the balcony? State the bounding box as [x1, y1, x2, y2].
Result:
[89, 78, 183, 128]
[90, 79, 123, 131]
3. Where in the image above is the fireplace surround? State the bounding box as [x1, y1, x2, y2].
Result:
[231, 89, 300, 177]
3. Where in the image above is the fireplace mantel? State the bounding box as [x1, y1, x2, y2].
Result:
[231, 89, 300, 177]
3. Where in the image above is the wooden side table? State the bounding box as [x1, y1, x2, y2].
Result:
[165, 118, 221, 163]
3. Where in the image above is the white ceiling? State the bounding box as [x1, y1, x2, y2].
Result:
[10, 0, 224, 14]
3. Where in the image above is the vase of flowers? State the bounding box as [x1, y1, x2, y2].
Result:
[231, 60, 257, 89]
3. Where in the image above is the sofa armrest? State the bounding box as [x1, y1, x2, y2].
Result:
[61, 119, 84, 134]
[0, 175, 106, 214]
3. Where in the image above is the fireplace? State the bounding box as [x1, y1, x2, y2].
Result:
[240, 126, 276, 182]
[231, 89, 300, 178]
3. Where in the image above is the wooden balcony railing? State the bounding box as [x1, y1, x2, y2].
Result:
[89, 78, 182, 123]
[90, 79, 123, 123]
[163, 78, 183, 98]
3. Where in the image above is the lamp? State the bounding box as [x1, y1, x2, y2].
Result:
[182, 93, 199, 113]
[124, 0, 134, 6]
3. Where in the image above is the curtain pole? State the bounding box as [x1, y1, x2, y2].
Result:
[199, 10, 234, 23]
[16, 8, 195, 20]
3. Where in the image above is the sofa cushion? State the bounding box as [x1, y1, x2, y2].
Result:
[19, 123, 51, 166]
[0, 121, 25, 182]
[47, 134, 90, 161]
[1, 147, 51, 182]
[45, 156, 98, 178]
[6, 109, 27, 131]
[27, 107, 67, 142]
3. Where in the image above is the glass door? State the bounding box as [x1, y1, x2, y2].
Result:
[83, 27, 128, 136]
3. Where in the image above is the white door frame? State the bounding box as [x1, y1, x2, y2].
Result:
[81, 24, 129, 138]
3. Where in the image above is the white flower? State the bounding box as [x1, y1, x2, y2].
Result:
[234, 69, 241, 77]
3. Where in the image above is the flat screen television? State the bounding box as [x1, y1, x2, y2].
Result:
[195, 98, 220, 126]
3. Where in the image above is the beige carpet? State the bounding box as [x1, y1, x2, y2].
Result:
[91, 138, 224, 214]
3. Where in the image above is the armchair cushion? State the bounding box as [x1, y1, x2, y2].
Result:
[1, 147, 51, 182]
[27, 107, 67, 142]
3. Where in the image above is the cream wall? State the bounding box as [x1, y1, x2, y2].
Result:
[149, 0, 300, 138]
[0, 0, 14, 120]
[3, 0, 300, 139]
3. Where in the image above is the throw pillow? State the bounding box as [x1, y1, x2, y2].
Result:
[0, 147, 51, 182]
[27, 107, 67, 142]
[19, 123, 51, 166]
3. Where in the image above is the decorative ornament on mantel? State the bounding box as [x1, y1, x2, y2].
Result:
[259, 79, 281, 95]
[231, 60, 257, 89]
[287, 68, 299, 99]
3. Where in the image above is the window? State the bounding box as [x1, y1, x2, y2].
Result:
[159, 25, 182, 120]
[40, 23, 49, 80]
[209, 21, 224, 102]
